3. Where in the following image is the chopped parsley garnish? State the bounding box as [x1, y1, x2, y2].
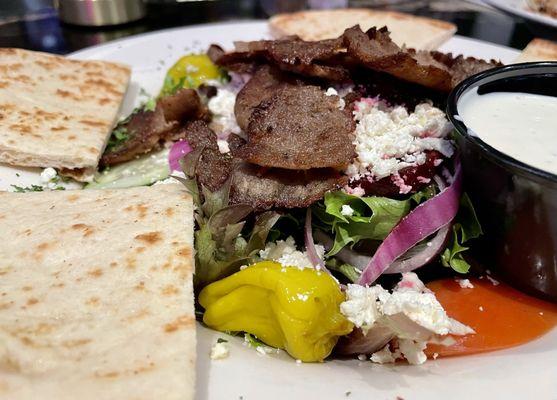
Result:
[11, 184, 44, 192]
[217, 338, 228, 344]
[105, 125, 129, 152]
[11, 184, 65, 192]
[244, 333, 266, 348]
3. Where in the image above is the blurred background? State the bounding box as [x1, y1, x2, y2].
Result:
[0, 0, 555, 54]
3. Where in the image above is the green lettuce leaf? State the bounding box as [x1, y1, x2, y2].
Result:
[441, 193, 483, 273]
[313, 191, 413, 256]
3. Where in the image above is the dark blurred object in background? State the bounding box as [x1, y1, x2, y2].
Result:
[0, 0, 554, 55]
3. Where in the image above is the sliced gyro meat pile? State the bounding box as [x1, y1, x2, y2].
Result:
[213, 25, 501, 93]
[101, 88, 208, 167]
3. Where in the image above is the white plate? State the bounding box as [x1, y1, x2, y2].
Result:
[6, 21, 557, 400]
[483, 0, 557, 28]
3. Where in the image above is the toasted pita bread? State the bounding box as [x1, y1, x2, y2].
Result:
[0, 48, 130, 181]
[0, 184, 195, 400]
[514, 38, 557, 63]
[269, 9, 456, 50]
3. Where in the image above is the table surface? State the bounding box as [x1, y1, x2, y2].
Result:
[0, 0, 556, 55]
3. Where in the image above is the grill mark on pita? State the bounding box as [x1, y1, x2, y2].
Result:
[135, 281, 146, 290]
[36, 60, 57, 70]
[79, 119, 106, 128]
[126, 256, 137, 269]
[36, 242, 50, 251]
[55, 89, 82, 102]
[0, 81, 8, 89]
[71, 223, 94, 237]
[88, 268, 103, 278]
[35, 109, 58, 120]
[109, 261, 117, 268]
[163, 315, 195, 333]
[14, 74, 33, 84]
[26, 297, 39, 306]
[0, 302, 13, 310]
[51, 126, 67, 131]
[0, 268, 11, 276]
[135, 231, 162, 245]
[62, 338, 92, 348]
[161, 285, 180, 296]
[98, 97, 112, 106]
[9, 123, 32, 134]
[67, 194, 80, 202]
[84, 78, 121, 96]
[176, 246, 191, 258]
[51, 282, 65, 288]
[94, 362, 156, 379]
[22, 286, 32, 291]
[86, 296, 100, 306]
[164, 207, 175, 217]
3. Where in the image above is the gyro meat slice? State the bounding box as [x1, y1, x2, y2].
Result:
[101, 104, 176, 166]
[237, 84, 356, 170]
[178, 120, 244, 192]
[234, 65, 302, 131]
[230, 163, 349, 210]
[430, 51, 503, 88]
[211, 36, 350, 81]
[158, 87, 209, 124]
[343, 25, 453, 92]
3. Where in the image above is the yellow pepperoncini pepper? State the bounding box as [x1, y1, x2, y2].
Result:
[199, 261, 353, 362]
[161, 54, 224, 95]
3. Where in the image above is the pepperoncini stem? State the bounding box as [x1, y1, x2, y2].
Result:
[199, 261, 353, 362]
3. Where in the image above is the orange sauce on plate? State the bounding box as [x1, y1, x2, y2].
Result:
[425, 278, 557, 357]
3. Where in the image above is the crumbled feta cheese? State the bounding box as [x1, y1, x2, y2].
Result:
[340, 272, 474, 365]
[432, 352, 439, 360]
[210, 341, 230, 360]
[398, 339, 428, 365]
[259, 236, 324, 270]
[348, 100, 454, 180]
[40, 167, 57, 183]
[340, 284, 389, 332]
[40, 167, 59, 189]
[295, 359, 302, 364]
[456, 278, 474, 289]
[341, 205, 355, 217]
[217, 139, 230, 154]
[370, 345, 398, 364]
[208, 88, 241, 136]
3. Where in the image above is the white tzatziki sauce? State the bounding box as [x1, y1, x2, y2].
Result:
[458, 88, 557, 175]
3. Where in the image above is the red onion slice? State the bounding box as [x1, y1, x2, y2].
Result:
[357, 160, 462, 286]
[383, 223, 451, 274]
[168, 140, 193, 172]
[305, 208, 331, 274]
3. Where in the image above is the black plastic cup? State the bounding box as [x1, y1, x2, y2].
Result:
[447, 62, 557, 302]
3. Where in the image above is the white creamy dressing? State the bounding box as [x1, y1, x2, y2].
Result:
[458, 89, 557, 175]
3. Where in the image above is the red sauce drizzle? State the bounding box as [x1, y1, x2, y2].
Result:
[426, 278, 557, 357]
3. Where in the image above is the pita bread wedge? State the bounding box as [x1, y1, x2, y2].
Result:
[0, 48, 131, 181]
[514, 38, 557, 63]
[0, 184, 195, 400]
[269, 8, 456, 50]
